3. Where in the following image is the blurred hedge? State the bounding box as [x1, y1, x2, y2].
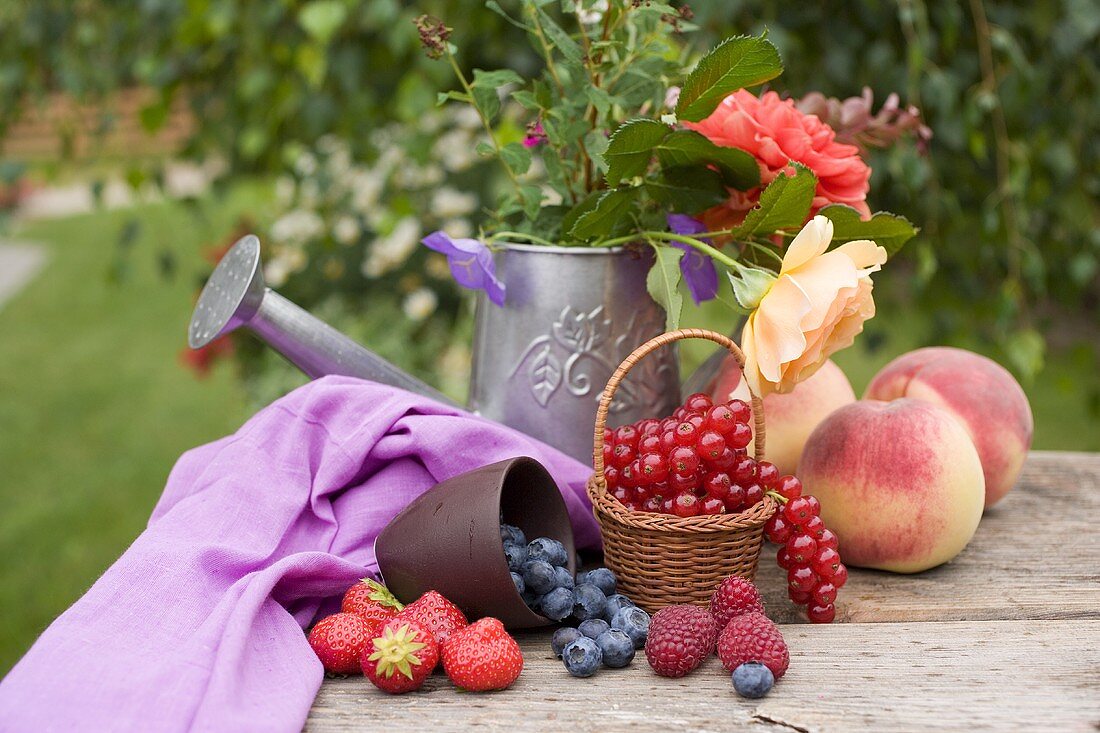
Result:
[2, 0, 1097, 380]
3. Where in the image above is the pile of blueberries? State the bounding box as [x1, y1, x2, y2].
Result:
[501, 524, 652, 678]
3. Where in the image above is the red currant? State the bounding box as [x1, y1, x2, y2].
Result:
[776, 545, 793, 570]
[744, 483, 764, 506]
[818, 528, 840, 551]
[805, 494, 821, 516]
[611, 442, 635, 469]
[674, 422, 698, 446]
[701, 496, 726, 515]
[641, 496, 662, 513]
[684, 392, 713, 413]
[725, 484, 747, 509]
[668, 445, 700, 475]
[763, 512, 792, 543]
[708, 447, 738, 470]
[697, 430, 726, 460]
[788, 565, 817, 593]
[705, 404, 737, 435]
[669, 470, 700, 493]
[638, 434, 662, 454]
[802, 515, 825, 539]
[831, 563, 849, 588]
[807, 603, 835, 623]
[605, 462, 622, 485]
[660, 417, 679, 433]
[602, 441, 614, 467]
[726, 422, 752, 450]
[614, 424, 638, 448]
[638, 452, 669, 484]
[788, 587, 812, 605]
[621, 500, 641, 512]
[775, 475, 803, 501]
[660, 496, 675, 514]
[603, 427, 615, 446]
[703, 471, 732, 499]
[659, 430, 678, 454]
[611, 486, 632, 505]
[812, 581, 837, 606]
[730, 454, 756, 484]
[756, 461, 780, 488]
[787, 534, 818, 565]
[727, 399, 752, 424]
[637, 418, 661, 437]
[784, 496, 814, 525]
[619, 461, 638, 488]
[686, 414, 706, 430]
[629, 458, 648, 485]
[672, 492, 702, 518]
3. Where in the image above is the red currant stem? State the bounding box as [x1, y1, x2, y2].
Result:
[765, 490, 789, 505]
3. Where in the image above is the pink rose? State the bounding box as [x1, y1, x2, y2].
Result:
[684, 90, 872, 230]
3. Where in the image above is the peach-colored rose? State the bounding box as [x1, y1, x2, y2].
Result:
[740, 216, 886, 396]
[684, 90, 872, 231]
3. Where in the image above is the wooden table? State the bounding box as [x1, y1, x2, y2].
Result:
[307, 451, 1100, 732]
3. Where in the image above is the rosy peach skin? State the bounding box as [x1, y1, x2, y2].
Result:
[799, 399, 985, 573]
[864, 347, 1034, 508]
[711, 357, 855, 475]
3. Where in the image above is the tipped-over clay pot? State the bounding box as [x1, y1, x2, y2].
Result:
[375, 456, 576, 628]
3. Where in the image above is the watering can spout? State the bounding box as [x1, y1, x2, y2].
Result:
[187, 234, 462, 408]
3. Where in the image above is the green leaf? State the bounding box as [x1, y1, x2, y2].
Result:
[817, 205, 920, 258]
[647, 245, 685, 330]
[535, 8, 583, 65]
[603, 119, 671, 186]
[560, 191, 602, 240]
[727, 266, 777, 310]
[485, 1, 532, 31]
[511, 90, 542, 110]
[585, 86, 615, 118]
[500, 142, 532, 176]
[297, 0, 347, 44]
[518, 184, 544, 220]
[569, 188, 638, 240]
[471, 69, 524, 122]
[734, 164, 817, 237]
[437, 90, 472, 106]
[676, 34, 783, 123]
[645, 167, 727, 213]
[655, 130, 760, 190]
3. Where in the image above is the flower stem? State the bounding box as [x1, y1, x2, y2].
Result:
[487, 231, 558, 247]
[766, 490, 788, 505]
[594, 231, 741, 269]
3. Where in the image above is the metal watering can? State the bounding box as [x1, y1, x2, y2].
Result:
[188, 235, 729, 462]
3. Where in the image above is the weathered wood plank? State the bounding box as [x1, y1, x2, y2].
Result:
[307, 620, 1100, 733]
[759, 451, 1100, 623]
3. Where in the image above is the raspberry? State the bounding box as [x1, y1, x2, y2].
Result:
[644, 605, 718, 678]
[718, 611, 789, 679]
[709, 575, 765, 629]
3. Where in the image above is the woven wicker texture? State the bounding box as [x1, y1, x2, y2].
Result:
[586, 328, 777, 612]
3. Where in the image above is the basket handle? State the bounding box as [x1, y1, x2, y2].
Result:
[591, 328, 765, 482]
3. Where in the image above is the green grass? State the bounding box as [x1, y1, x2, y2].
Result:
[0, 185, 265, 672]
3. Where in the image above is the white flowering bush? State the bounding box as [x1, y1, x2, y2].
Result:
[229, 106, 501, 406]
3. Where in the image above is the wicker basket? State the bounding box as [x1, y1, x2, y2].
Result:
[586, 328, 778, 612]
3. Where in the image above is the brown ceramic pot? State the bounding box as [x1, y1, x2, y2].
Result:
[375, 456, 576, 628]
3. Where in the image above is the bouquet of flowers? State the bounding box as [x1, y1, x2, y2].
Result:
[416, 1, 924, 396]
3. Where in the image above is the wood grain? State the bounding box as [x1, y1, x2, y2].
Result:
[759, 451, 1100, 623]
[307, 621, 1100, 733]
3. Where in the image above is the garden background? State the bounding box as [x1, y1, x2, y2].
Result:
[0, 0, 1096, 673]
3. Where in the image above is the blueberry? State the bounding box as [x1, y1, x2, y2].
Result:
[611, 606, 651, 649]
[500, 523, 526, 546]
[585, 567, 617, 596]
[602, 594, 636, 622]
[504, 543, 527, 572]
[732, 661, 775, 698]
[561, 637, 602, 678]
[551, 626, 582, 658]
[539, 587, 575, 621]
[553, 565, 575, 590]
[575, 570, 589, 587]
[578, 619, 610, 639]
[571, 583, 607, 621]
[595, 629, 635, 668]
[521, 589, 539, 609]
[522, 559, 557, 595]
[527, 537, 568, 567]
[510, 571, 525, 596]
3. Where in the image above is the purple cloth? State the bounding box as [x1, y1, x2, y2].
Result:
[0, 377, 598, 732]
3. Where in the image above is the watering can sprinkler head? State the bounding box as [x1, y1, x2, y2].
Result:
[187, 234, 462, 408]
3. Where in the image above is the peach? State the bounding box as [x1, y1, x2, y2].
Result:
[711, 357, 855, 475]
[864, 347, 1033, 508]
[799, 399, 985, 573]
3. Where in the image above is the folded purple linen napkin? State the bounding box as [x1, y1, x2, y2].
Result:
[0, 376, 599, 732]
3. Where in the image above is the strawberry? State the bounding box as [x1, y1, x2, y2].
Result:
[307, 612, 375, 675]
[441, 617, 523, 691]
[391, 590, 468, 645]
[361, 618, 439, 694]
[342, 578, 404, 627]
